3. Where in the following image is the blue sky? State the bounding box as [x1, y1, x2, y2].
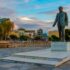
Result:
[0, 0, 70, 33]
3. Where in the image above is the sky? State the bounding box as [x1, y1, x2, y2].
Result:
[0, 0, 70, 33]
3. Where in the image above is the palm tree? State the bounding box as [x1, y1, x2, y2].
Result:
[1, 18, 14, 40]
[0, 24, 4, 40]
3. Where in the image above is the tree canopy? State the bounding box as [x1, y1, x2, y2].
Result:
[0, 18, 14, 40]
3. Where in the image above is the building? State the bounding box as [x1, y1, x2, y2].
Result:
[37, 29, 43, 36]
[17, 28, 36, 38]
[24, 30, 35, 38]
[18, 28, 25, 36]
[48, 30, 59, 37]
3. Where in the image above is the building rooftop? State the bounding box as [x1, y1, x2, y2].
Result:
[25, 30, 35, 33]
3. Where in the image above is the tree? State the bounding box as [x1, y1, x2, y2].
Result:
[19, 35, 30, 41]
[10, 35, 18, 40]
[65, 29, 70, 41]
[0, 18, 14, 40]
[48, 35, 60, 41]
[0, 24, 4, 40]
[34, 35, 42, 40]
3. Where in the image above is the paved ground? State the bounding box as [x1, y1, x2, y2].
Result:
[0, 47, 70, 70]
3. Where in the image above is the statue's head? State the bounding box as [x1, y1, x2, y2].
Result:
[59, 6, 63, 12]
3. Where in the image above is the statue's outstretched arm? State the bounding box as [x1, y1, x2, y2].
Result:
[53, 14, 58, 27]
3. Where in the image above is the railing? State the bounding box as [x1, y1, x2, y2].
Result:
[0, 40, 51, 48]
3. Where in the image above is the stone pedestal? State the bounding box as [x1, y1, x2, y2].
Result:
[51, 42, 70, 51]
[2, 42, 70, 67]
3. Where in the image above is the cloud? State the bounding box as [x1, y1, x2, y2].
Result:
[20, 17, 33, 22]
[0, 7, 16, 18]
[39, 10, 58, 15]
[19, 16, 53, 27]
[34, 5, 41, 9]
[12, 16, 53, 31]
[24, 0, 31, 3]
[0, 0, 23, 10]
[64, 5, 70, 13]
[39, 5, 70, 15]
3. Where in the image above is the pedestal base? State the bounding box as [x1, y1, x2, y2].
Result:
[51, 42, 70, 51]
[1, 42, 70, 67]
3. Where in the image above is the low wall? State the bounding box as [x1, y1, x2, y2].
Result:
[0, 40, 51, 48]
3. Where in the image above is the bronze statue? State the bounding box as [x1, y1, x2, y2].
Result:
[53, 6, 68, 41]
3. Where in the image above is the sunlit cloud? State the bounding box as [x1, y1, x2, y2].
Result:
[19, 16, 52, 26]
[20, 17, 33, 21]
